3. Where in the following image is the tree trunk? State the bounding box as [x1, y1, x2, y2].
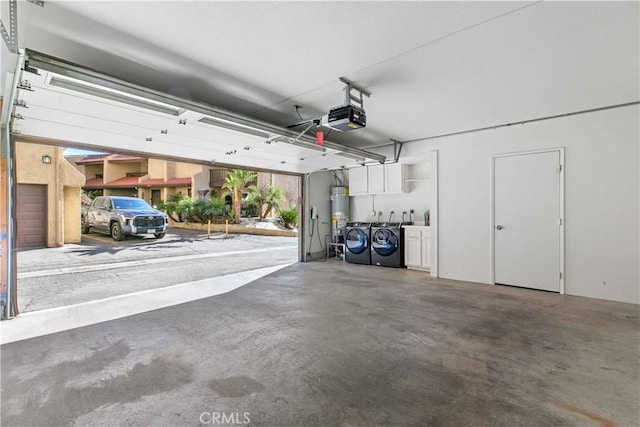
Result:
[234, 189, 242, 223]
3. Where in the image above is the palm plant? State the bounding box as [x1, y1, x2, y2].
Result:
[246, 185, 266, 218]
[208, 197, 226, 223]
[176, 197, 195, 222]
[161, 192, 185, 222]
[221, 169, 258, 223]
[263, 186, 283, 218]
[193, 197, 225, 223]
[247, 185, 284, 219]
[278, 207, 298, 229]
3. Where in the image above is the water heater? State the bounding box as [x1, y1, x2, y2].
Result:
[330, 186, 350, 243]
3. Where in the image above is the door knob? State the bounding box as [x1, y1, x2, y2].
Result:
[496, 225, 503, 230]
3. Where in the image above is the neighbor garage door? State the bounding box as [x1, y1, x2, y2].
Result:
[17, 184, 47, 248]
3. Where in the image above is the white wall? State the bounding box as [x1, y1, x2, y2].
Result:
[399, 106, 638, 304]
[304, 171, 334, 259]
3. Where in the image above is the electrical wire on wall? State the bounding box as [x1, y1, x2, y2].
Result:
[307, 214, 325, 260]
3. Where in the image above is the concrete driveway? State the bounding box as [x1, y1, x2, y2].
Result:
[17, 228, 298, 312]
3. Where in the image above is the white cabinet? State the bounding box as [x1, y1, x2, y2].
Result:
[349, 163, 406, 195]
[385, 162, 406, 193]
[348, 166, 368, 195]
[368, 164, 385, 193]
[404, 226, 430, 271]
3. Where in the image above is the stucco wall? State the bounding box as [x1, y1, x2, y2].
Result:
[273, 174, 300, 212]
[106, 161, 146, 182]
[148, 159, 166, 177]
[256, 173, 300, 214]
[174, 162, 203, 177]
[83, 164, 103, 181]
[63, 161, 85, 243]
[63, 187, 81, 243]
[16, 142, 85, 247]
[16, 143, 60, 247]
[193, 170, 208, 196]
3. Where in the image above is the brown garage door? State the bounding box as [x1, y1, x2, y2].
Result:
[17, 184, 47, 248]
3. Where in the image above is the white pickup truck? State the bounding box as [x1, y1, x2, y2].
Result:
[81, 196, 169, 241]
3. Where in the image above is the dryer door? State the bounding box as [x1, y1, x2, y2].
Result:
[346, 228, 369, 254]
[372, 229, 399, 256]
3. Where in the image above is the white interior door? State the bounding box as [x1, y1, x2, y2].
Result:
[494, 150, 562, 292]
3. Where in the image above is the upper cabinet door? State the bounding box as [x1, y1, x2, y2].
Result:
[385, 163, 406, 193]
[368, 164, 385, 194]
[348, 166, 368, 195]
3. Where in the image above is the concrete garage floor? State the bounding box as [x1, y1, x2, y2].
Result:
[2, 261, 638, 426]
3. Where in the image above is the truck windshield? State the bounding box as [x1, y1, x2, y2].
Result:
[112, 198, 153, 210]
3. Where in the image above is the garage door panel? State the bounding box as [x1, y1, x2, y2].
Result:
[17, 184, 47, 248]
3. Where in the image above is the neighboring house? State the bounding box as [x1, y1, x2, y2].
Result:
[15, 143, 85, 248]
[70, 154, 300, 215]
[69, 154, 207, 206]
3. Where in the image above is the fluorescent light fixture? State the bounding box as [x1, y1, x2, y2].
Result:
[330, 151, 366, 163]
[275, 136, 327, 154]
[198, 116, 271, 138]
[49, 76, 183, 116]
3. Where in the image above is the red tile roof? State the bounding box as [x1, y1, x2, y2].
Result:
[138, 177, 191, 188]
[84, 175, 191, 190]
[102, 176, 141, 188]
[76, 154, 147, 165]
[83, 177, 105, 189]
[108, 155, 147, 163]
[75, 154, 110, 165]
[166, 178, 192, 186]
[139, 178, 165, 187]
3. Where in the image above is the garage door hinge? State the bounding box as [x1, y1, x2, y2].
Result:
[26, 0, 46, 7]
[18, 80, 33, 91]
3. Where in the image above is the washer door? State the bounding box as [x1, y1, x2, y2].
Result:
[346, 228, 369, 254]
[372, 229, 398, 256]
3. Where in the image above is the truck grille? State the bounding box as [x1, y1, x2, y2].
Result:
[134, 216, 165, 227]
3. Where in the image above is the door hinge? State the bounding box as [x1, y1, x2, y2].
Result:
[557, 164, 563, 172]
[558, 218, 562, 226]
[559, 272, 563, 280]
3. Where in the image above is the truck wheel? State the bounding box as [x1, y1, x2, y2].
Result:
[81, 217, 90, 234]
[111, 222, 124, 241]
[154, 233, 165, 239]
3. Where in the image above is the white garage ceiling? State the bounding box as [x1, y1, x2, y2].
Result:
[2, 1, 638, 172]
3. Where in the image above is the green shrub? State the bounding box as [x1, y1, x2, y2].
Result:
[193, 197, 225, 223]
[278, 207, 298, 229]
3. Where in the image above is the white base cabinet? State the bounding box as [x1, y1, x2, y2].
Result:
[404, 226, 430, 271]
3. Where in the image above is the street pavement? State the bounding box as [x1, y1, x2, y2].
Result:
[17, 229, 299, 312]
